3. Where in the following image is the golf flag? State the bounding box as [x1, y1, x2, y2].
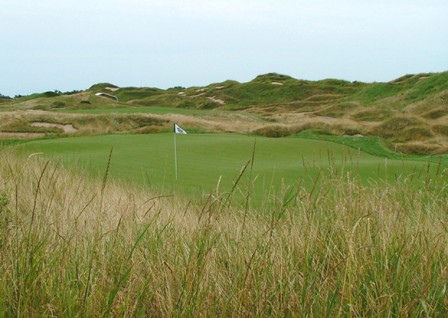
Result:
[174, 124, 187, 134]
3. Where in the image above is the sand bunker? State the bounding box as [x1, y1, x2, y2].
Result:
[31, 122, 78, 133]
[207, 96, 225, 105]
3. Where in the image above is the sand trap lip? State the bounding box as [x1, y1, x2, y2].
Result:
[207, 96, 225, 105]
[31, 122, 78, 133]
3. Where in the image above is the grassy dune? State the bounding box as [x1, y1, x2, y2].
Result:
[0, 72, 448, 154]
[1, 149, 448, 316]
[2, 71, 448, 154]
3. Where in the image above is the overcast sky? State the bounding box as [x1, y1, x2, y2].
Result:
[2, 0, 447, 96]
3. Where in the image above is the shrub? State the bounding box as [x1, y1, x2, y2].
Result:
[43, 91, 60, 97]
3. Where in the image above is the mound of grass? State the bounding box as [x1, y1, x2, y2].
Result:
[114, 87, 163, 102]
[402, 127, 434, 141]
[405, 72, 448, 102]
[314, 102, 358, 118]
[51, 101, 66, 108]
[251, 124, 293, 137]
[351, 108, 393, 121]
[88, 82, 118, 91]
[250, 72, 295, 83]
[70, 114, 169, 134]
[370, 116, 426, 140]
[422, 108, 448, 119]
[432, 125, 448, 136]
[396, 142, 440, 155]
[351, 82, 404, 104]
[296, 131, 399, 158]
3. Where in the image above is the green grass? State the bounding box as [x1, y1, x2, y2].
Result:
[405, 72, 448, 102]
[15, 133, 445, 204]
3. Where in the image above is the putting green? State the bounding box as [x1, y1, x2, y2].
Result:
[16, 133, 440, 200]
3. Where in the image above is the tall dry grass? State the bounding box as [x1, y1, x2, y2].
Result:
[0, 150, 448, 316]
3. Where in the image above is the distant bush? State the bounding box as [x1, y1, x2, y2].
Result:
[169, 86, 185, 90]
[63, 90, 82, 95]
[43, 91, 60, 98]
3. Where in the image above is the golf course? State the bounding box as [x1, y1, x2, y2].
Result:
[15, 132, 445, 204]
[1, 72, 448, 316]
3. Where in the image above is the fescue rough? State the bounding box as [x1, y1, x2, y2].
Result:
[0, 151, 447, 316]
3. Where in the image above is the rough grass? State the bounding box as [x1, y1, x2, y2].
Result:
[370, 117, 429, 141]
[422, 108, 448, 119]
[433, 125, 448, 136]
[351, 108, 393, 122]
[314, 102, 358, 118]
[0, 116, 61, 134]
[1, 150, 448, 316]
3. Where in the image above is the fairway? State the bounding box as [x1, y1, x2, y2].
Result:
[17, 133, 441, 201]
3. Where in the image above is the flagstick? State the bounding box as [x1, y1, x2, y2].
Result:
[174, 129, 178, 180]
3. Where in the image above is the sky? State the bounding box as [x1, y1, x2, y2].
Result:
[1, 0, 447, 96]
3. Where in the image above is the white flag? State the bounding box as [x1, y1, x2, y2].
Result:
[174, 124, 187, 134]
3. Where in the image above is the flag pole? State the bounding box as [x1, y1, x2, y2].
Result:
[174, 125, 178, 180]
